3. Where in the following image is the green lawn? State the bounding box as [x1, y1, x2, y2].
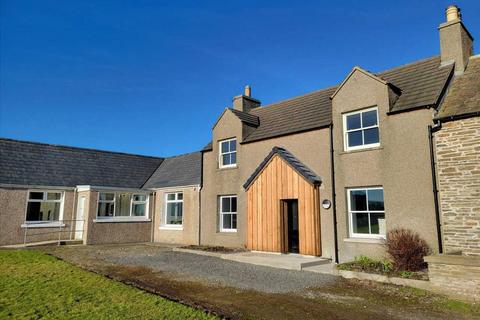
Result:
[0, 250, 216, 319]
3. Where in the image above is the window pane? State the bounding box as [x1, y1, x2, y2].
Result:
[231, 197, 237, 212]
[350, 190, 367, 211]
[99, 193, 114, 201]
[167, 193, 175, 201]
[177, 193, 183, 200]
[230, 140, 236, 152]
[368, 189, 384, 211]
[46, 192, 61, 201]
[221, 197, 231, 213]
[222, 154, 231, 166]
[230, 152, 236, 165]
[362, 110, 377, 127]
[133, 194, 146, 202]
[98, 203, 114, 217]
[221, 141, 229, 153]
[370, 212, 385, 235]
[348, 131, 363, 147]
[352, 212, 369, 234]
[115, 194, 131, 216]
[223, 213, 232, 229]
[26, 202, 61, 222]
[166, 203, 182, 225]
[232, 214, 237, 229]
[346, 113, 361, 130]
[29, 192, 44, 200]
[363, 127, 379, 145]
[132, 203, 146, 216]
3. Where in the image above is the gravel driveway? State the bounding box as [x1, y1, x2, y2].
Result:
[104, 250, 338, 293]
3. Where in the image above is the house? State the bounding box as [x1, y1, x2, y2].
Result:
[0, 5, 478, 271]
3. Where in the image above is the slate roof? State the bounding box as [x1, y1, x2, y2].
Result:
[229, 108, 260, 127]
[435, 55, 480, 120]
[204, 56, 454, 150]
[0, 138, 164, 188]
[143, 152, 202, 189]
[243, 147, 322, 190]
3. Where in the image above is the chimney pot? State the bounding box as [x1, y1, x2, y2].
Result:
[244, 85, 251, 97]
[446, 5, 461, 22]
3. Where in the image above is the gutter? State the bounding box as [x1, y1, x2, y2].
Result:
[434, 111, 480, 123]
[329, 124, 339, 263]
[428, 122, 443, 254]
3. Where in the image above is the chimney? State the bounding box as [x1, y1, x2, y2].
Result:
[233, 85, 261, 112]
[439, 5, 474, 74]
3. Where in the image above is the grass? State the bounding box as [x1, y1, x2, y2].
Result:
[0, 249, 216, 319]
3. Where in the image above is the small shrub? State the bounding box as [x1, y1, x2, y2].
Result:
[400, 271, 413, 279]
[381, 260, 393, 273]
[385, 228, 431, 271]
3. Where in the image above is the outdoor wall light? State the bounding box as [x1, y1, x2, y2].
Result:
[322, 199, 331, 209]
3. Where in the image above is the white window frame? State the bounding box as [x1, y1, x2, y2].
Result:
[347, 187, 385, 239]
[24, 190, 65, 226]
[219, 138, 237, 168]
[96, 192, 149, 221]
[219, 195, 237, 233]
[162, 192, 184, 229]
[343, 107, 380, 151]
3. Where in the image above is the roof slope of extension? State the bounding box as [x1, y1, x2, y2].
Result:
[143, 151, 202, 189]
[0, 138, 164, 188]
[204, 56, 454, 150]
[229, 108, 260, 126]
[436, 55, 480, 120]
[243, 147, 322, 190]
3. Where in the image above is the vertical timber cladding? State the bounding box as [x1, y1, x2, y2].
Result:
[246, 155, 321, 256]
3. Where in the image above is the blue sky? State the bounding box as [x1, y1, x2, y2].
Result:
[1, 1, 479, 157]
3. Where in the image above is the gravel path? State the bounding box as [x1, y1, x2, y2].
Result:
[104, 250, 338, 293]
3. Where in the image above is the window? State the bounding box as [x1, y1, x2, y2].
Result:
[219, 138, 237, 168]
[26, 191, 63, 222]
[164, 192, 183, 226]
[220, 195, 237, 232]
[348, 187, 385, 238]
[97, 192, 148, 219]
[343, 107, 380, 151]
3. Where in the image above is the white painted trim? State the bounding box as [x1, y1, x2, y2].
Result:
[93, 218, 151, 223]
[21, 222, 65, 228]
[347, 187, 385, 239]
[342, 107, 380, 152]
[24, 190, 65, 223]
[146, 184, 200, 191]
[218, 138, 237, 169]
[163, 192, 184, 228]
[78, 185, 150, 192]
[219, 195, 237, 232]
[159, 226, 184, 231]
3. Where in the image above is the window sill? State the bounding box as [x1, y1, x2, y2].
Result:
[219, 230, 237, 234]
[159, 226, 183, 231]
[218, 165, 238, 171]
[21, 222, 65, 228]
[340, 146, 383, 155]
[93, 218, 151, 223]
[343, 237, 385, 244]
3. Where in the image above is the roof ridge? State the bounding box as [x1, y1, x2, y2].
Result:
[0, 137, 164, 160]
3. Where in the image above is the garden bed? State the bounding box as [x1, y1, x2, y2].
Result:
[337, 256, 429, 281]
[180, 245, 246, 254]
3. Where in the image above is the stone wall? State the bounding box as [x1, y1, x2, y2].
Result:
[435, 117, 480, 256]
[425, 255, 480, 302]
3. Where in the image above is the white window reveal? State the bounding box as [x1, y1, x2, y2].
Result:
[97, 192, 148, 220]
[220, 195, 237, 232]
[348, 187, 385, 238]
[26, 191, 64, 223]
[219, 138, 237, 168]
[343, 107, 380, 151]
[164, 192, 183, 227]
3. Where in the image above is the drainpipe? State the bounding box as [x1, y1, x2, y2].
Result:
[198, 152, 204, 246]
[428, 123, 443, 254]
[150, 191, 156, 243]
[330, 124, 339, 263]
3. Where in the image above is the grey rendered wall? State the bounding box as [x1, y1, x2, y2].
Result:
[331, 70, 438, 262]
